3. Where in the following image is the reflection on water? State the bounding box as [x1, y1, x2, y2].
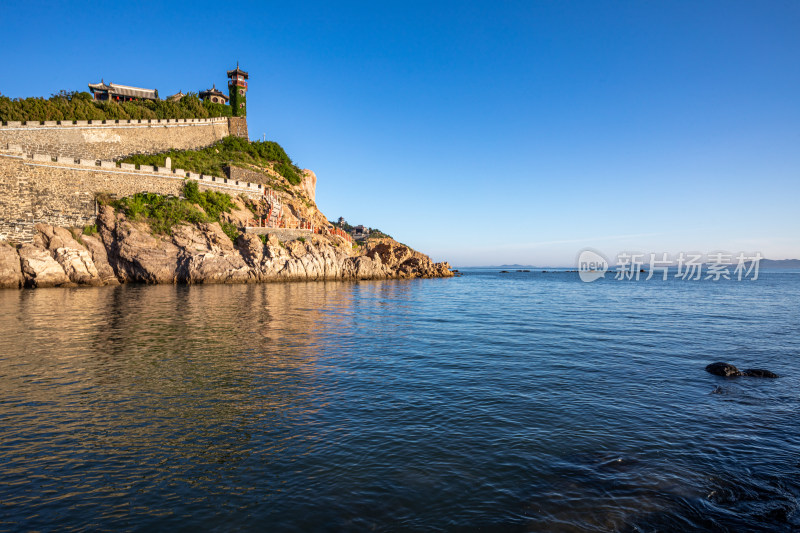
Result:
[0, 273, 798, 531]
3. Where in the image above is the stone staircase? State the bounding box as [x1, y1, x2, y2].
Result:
[265, 191, 283, 227]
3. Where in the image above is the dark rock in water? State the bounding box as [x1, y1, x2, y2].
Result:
[705, 362, 742, 377]
[705, 363, 778, 379]
[500, 270, 510, 273]
[742, 368, 779, 378]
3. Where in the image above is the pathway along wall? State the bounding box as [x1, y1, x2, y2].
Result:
[0, 117, 233, 161]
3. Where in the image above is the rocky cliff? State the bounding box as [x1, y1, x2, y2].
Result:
[0, 205, 452, 289]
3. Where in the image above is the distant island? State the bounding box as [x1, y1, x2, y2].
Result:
[759, 259, 800, 269]
[468, 259, 800, 270]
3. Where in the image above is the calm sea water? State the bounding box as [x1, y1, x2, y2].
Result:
[0, 270, 798, 531]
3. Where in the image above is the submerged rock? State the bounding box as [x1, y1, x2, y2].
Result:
[706, 362, 778, 379]
[742, 368, 779, 378]
[705, 362, 742, 377]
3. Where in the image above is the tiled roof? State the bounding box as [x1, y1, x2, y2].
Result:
[226, 65, 249, 79]
[88, 81, 158, 100]
[200, 85, 228, 102]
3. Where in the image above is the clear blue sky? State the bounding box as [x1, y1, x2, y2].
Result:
[2, 1, 798, 266]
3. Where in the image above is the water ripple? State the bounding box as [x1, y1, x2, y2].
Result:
[0, 272, 798, 531]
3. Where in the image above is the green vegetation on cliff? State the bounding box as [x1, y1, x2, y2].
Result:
[109, 181, 236, 237]
[119, 135, 303, 185]
[0, 91, 231, 122]
[331, 219, 393, 240]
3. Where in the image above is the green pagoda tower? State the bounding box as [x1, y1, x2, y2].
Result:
[227, 63, 248, 117]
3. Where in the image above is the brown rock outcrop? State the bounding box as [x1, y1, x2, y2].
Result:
[235, 233, 389, 281]
[17, 244, 70, 287]
[98, 205, 181, 284]
[81, 234, 119, 285]
[363, 238, 452, 278]
[300, 169, 317, 202]
[172, 223, 252, 284]
[34, 224, 103, 286]
[0, 244, 23, 289]
[219, 197, 255, 227]
[0, 205, 452, 289]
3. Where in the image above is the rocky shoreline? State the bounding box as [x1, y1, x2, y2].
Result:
[0, 205, 452, 289]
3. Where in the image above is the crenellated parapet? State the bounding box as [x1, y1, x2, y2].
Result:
[2, 143, 267, 195]
[0, 117, 229, 128]
[0, 144, 265, 243]
[0, 117, 233, 161]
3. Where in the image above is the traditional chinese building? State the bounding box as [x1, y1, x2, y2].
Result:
[87, 64, 248, 110]
[166, 90, 186, 102]
[227, 63, 248, 116]
[351, 225, 370, 241]
[87, 80, 158, 101]
[199, 85, 228, 104]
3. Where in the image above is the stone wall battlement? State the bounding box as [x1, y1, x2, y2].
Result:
[0, 117, 237, 161]
[0, 144, 266, 243]
[2, 144, 266, 196]
[0, 117, 229, 128]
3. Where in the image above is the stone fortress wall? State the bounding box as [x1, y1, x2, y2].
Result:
[0, 117, 232, 161]
[227, 116, 248, 140]
[0, 140, 266, 243]
[0, 113, 255, 243]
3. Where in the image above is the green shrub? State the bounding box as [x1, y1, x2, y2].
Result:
[181, 180, 234, 219]
[274, 162, 302, 185]
[0, 90, 233, 123]
[94, 192, 116, 205]
[203, 100, 232, 117]
[82, 224, 98, 236]
[121, 136, 303, 186]
[111, 185, 235, 235]
[329, 219, 393, 240]
[244, 199, 258, 216]
[113, 192, 207, 234]
[220, 222, 239, 242]
[202, 191, 234, 220]
[183, 179, 201, 203]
